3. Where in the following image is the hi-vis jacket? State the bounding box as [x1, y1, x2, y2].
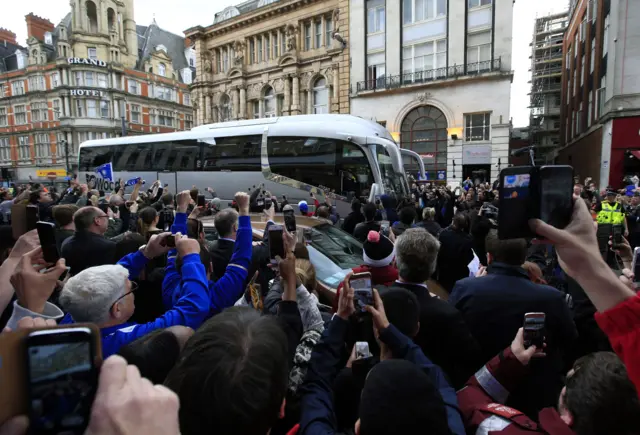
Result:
[597, 202, 625, 225]
[457, 347, 575, 434]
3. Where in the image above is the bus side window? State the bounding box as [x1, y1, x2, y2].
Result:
[202, 135, 261, 172]
[79, 146, 113, 172]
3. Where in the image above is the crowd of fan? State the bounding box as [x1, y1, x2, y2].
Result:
[0, 176, 638, 435]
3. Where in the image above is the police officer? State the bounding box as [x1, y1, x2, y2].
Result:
[596, 189, 628, 235]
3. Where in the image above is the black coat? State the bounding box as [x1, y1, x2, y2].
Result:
[384, 282, 482, 389]
[449, 263, 578, 416]
[61, 231, 117, 276]
[436, 227, 474, 292]
[415, 220, 442, 239]
[353, 221, 381, 242]
[342, 211, 364, 235]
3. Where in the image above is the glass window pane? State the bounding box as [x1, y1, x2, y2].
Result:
[403, 0, 413, 24]
[378, 8, 385, 30]
[203, 136, 261, 172]
[368, 9, 375, 33]
[437, 0, 447, 15]
[416, 0, 425, 21]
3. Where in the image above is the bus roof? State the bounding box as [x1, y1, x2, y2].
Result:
[78, 114, 396, 149]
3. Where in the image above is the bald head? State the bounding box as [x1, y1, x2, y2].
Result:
[74, 206, 107, 234]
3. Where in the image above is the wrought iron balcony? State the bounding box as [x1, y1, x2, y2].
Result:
[356, 58, 502, 93]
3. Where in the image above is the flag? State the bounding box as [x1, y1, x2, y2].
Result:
[95, 162, 113, 181]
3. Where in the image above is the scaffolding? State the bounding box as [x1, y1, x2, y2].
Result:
[528, 10, 568, 162]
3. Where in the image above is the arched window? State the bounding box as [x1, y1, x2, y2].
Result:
[312, 77, 329, 114]
[400, 105, 448, 179]
[107, 8, 116, 32]
[158, 63, 166, 77]
[220, 94, 232, 121]
[86, 1, 98, 33]
[264, 86, 276, 117]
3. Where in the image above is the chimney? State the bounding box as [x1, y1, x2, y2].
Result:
[0, 28, 17, 45]
[25, 13, 54, 42]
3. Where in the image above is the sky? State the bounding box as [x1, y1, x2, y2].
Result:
[1, 0, 568, 127]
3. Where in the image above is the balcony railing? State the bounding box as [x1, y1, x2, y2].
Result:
[356, 58, 502, 93]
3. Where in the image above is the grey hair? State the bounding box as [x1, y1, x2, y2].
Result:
[214, 208, 239, 238]
[109, 194, 124, 206]
[394, 228, 440, 283]
[59, 264, 129, 323]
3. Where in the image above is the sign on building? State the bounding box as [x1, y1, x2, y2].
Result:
[67, 58, 107, 67]
[70, 89, 104, 97]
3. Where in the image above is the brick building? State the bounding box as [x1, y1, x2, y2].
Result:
[0, 0, 194, 184]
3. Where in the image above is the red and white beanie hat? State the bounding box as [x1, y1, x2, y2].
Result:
[363, 231, 395, 267]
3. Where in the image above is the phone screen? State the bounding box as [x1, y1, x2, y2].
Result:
[634, 248, 640, 283]
[36, 222, 59, 264]
[284, 214, 296, 233]
[540, 166, 573, 229]
[197, 195, 205, 207]
[165, 234, 176, 248]
[350, 276, 373, 312]
[499, 169, 534, 239]
[268, 226, 285, 262]
[26, 329, 97, 434]
[523, 313, 545, 349]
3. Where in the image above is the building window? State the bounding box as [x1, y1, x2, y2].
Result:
[315, 21, 322, 48]
[312, 77, 329, 114]
[0, 108, 6, 126]
[281, 33, 286, 56]
[51, 72, 60, 88]
[53, 99, 61, 120]
[325, 16, 333, 47]
[87, 100, 97, 118]
[367, 6, 385, 33]
[155, 86, 174, 101]
[86, 1, 98, 33]
[14, 105, 26, 124]
[35, 134, 50, 158]
[466, 30, 491, 67]
[304, 23, 311, 50]
[603, 15, 609, 56]
[100, 100, 109, 118]
[402, 39, 446, 78]
[464, 112, 491, 141]
[88, 47, 98, 60]
[157, 110, 174, 127]
[0, 84, 5, 98]
[249, 40, 255, 64]
[98, 73, 108, 88]
[468, 0, 491, 8]
[185, 114, 193, 130]
[264, 87, 276, 118]
[253, 101, 260, 119]
[130, 104, 141, 123]
[403, 0, 447, 25]
[85, 72, 95, 87]
[257, 38, 263, 63]
[400, 105, 448, 178]
[28, 75, 45, 92]
[220, 94, 231, 122]
[0, 138, 10, 162]
[273, 33, 279, 57]
[18, 136, 30, 160]
[580, 56, 585, 86]
[265, 34, 271, 59]
[75, 71, 83, 86]
[128, 79, 140, 95]
[75, 100, 84, 117]
[184, 94, 191, 106]
[11, 81, 24, 96]
[189, 57, 195, 67]
[158, 63, 166, 77]
[31, 102, 48, 122]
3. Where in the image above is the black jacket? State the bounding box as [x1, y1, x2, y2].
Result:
[436, 227, 474, 292]
[415, 220, 442, 239]
[209, 237, 270, 291]
[60, 231, 117, 276]
[383, 281, 481, 389]
[55, 228, 75, 254]
[449, 263, 579, 415]
[341, 211, 364, 235]
[353, 221, 381, 243]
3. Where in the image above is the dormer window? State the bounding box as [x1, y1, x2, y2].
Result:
[158, 63, 166, 77]
[44, 32, 53, 45]
[156, 44, 167, 53]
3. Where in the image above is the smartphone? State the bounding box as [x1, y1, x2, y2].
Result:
[355, 341, 371, 359]
[197, 194, 205, 207]
[58, 266, 70, 282]
[25, 327, 98, 434]
[265, 197, 273, 210]
[633, 247, 640, 283]
[303, 228, 313, 244]
[350, 272, 373, 312]
[164, 234, 176, 248]
[26, 205, 39, 232]
[36, 221, 59, 264]
[284, 213, 296, 233]
[268, 225, 285, 263]
[523, 312, 546, 349]
[539, 165, 573, 230]
[380, 220, 390, 237]
[612, 225, 623, 249]
[499, 167, 536, 239]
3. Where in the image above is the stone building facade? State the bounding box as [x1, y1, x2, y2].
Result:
[185, 0, 350, 126]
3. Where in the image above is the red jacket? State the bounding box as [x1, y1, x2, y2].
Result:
[594, 294, 640, 393]
[457, 347, 575, 434]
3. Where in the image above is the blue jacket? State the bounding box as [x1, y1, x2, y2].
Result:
[298, 317, 465, 435]
[162, 212, 252, 316]
[62, 249, 210, 358]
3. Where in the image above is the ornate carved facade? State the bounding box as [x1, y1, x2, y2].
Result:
[185, 0, 350, 125]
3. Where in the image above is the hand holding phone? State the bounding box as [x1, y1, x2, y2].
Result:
[523, 312, 546, 349]
[268, 225, 285, 263]
[350, 273, 373, 312]
[36, 221, 59, 264]
[197, 194, 205, 207]
[284, 213, 296, 233]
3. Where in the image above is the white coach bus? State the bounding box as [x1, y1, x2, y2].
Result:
[77, 114, 424, 214]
